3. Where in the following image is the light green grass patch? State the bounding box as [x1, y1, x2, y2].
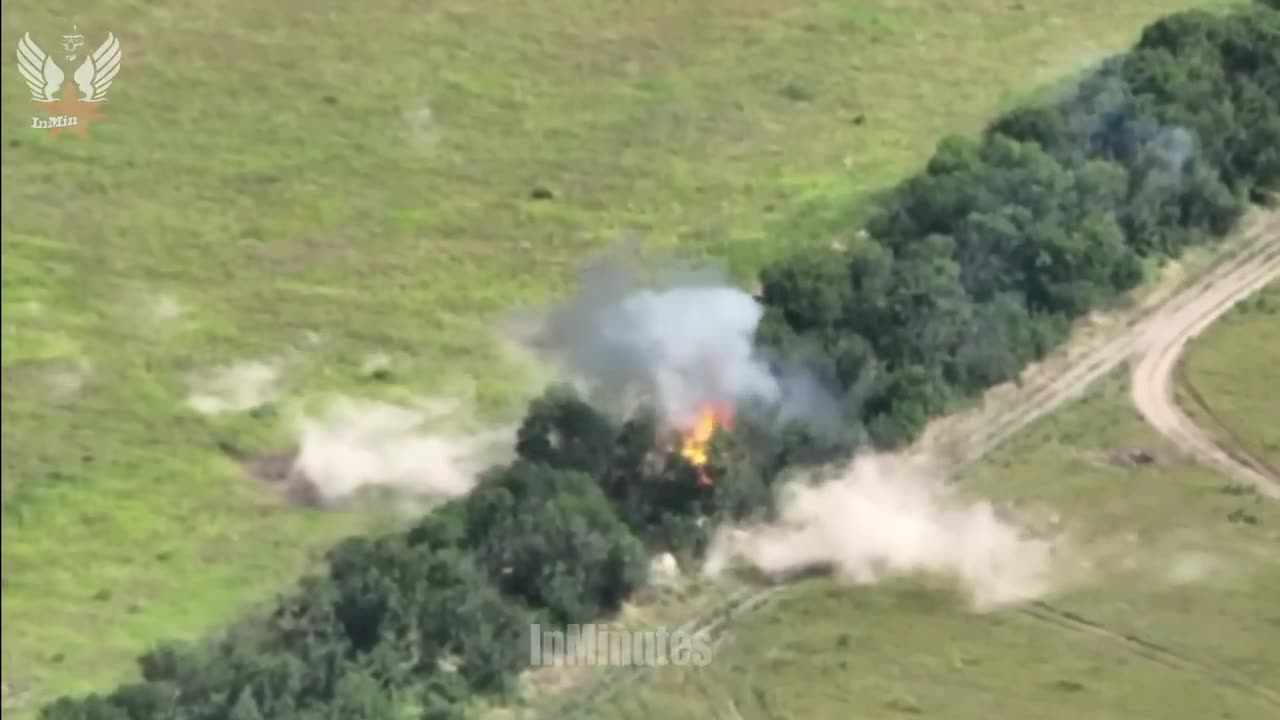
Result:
[1180, 281, 1280, 471]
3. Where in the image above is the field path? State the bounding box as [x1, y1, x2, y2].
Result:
[928, 210, 1280, 476]
[1130, 216, 1280, 498]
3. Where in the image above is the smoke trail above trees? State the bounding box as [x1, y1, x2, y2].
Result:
[524, 250, 838, 432]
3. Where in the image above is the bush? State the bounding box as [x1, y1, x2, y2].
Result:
[464, 460, 648, 623]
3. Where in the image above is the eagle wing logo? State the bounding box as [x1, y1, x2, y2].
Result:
[72, 33, 122, 102]
[16, 32, 121, 103]
[16, 32, 64, 101]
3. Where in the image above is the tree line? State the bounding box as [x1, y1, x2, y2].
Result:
[42, 3, 1280, 718]
[758, 2, 1279, 446]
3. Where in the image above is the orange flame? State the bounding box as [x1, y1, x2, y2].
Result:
[679, 404, 734, 486]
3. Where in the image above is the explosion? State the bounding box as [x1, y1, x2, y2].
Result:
[679, 404, 734, 486]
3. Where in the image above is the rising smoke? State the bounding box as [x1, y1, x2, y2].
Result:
[1147, 125, 1194, 187]
[1063, 73, 1198, 189]
[704, 453, 1062, 610]
[525, 250, 1064, 607]
[525, 249, 835, 430]
[218, 247, 1064, 606]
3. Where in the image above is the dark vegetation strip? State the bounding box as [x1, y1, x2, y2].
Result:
[42, 3, 1280, 719]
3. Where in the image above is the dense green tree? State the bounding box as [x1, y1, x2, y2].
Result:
[759, 250, 852, 333]
[515, 385, 617, 478]
[464, 461, 647, 623]
[865, 364, 955, 447]
[321, 671, 397, 720]
[419, 674, 470, 720]
[951, 294, 1041, 391]
[405, 500, 467, 549]
[229, 688, 265, 720]
[411, 549, 530, 693]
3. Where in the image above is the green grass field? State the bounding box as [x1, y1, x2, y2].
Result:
[0, 0, 1234, 713]
[1180, 282, 1280, 471]
[561, 373, 1280, 719]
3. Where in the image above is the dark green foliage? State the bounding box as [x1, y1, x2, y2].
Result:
[404, 500, 467, 549]
[759, 251, 852, 333]
[463, 460, 647, 623]
[42, 4, 1279, 719]
[319, 536, 532, 693]
[322, 671, 399, 720]
[507, 387, 800, 555]
[762, 3, 1278, 446]
[229, 689, 265, 720]
[419, 674, 471, 720]
[515, 385, 616, 478]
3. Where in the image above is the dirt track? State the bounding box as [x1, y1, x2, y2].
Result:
[929, 210, 1280, 478]
[1131, 214, 1280, 497]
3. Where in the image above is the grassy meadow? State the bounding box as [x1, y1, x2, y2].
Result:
[558, 373, 1280, 719]
[1180, 281, 1280, 471]
[0, 0, 1237, 713]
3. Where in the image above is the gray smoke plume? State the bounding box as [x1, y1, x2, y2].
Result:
[1144, 125, 1195, 189]
[1060, 73, 1196, 188]
[525, 250, 830, 430]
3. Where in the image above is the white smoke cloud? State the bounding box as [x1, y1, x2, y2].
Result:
[187, 361, 281, 415]
[1145, 126, 1195, 189]
[288, 398, 511, 505]
[704, 454, 1060, 610]
[586, 285, 779, 427]
[526, 251, 832, 430]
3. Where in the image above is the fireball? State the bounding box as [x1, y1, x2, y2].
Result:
[679, 404, 734, 485]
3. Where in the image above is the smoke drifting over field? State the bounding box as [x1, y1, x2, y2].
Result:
[216, 248, 1060, 610]
[289, 399, 510, 505]
[525, 251, 836, 430]
[704, 454, 1060, 610]
[226, 249, 1063, 604]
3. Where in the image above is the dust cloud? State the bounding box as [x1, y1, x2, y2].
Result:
[288, 398, 511, 505]
[704, 453, 1061, 610]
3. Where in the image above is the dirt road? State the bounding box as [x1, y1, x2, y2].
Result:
[927, 211, 1280, 478]
[1131, 215, 1280, 497]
